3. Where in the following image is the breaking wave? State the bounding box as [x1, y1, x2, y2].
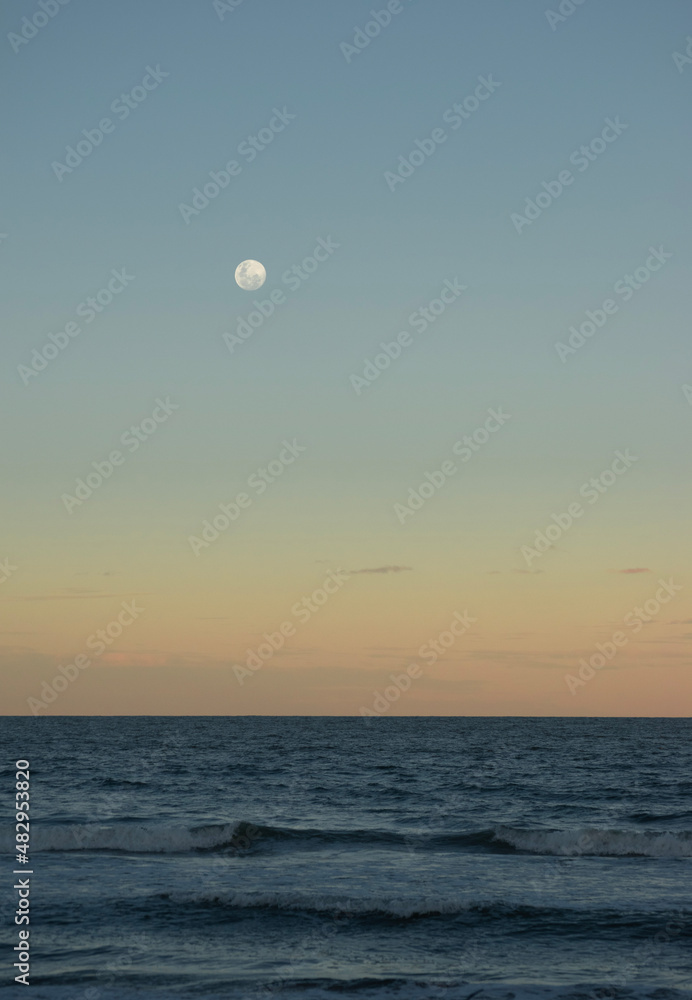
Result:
[490, 826, 692, 858]
[2, 821, 690, 857]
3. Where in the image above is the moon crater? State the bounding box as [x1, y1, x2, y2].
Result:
[235, 259, 266, 290]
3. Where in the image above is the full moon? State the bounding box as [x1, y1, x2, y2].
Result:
[235, 259, 266, 290]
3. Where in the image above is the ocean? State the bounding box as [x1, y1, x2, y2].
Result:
[1, 716, 690, 1000]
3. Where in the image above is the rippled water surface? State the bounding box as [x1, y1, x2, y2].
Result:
[0, 716, 690, 1000]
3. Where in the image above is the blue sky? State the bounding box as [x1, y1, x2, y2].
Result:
[1, 0, 691, 715]
[2, 1, 690, 478]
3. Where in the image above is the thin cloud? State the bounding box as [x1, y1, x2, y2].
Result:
[349, 565, 413, 575]
[2, 592, 121, 602]
[616, 568, 651, 574]
[74, 571, 118, 577]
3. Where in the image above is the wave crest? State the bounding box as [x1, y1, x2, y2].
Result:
[0, 820, 262, 854]
[492, 826, 692, 858]
[2, 821, 690, 857]
[162, 890, 546, 919]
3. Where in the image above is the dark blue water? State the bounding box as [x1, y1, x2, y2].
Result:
[1, 717, 690, 1000]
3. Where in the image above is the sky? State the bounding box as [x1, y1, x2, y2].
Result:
[1, 0, 691, 716]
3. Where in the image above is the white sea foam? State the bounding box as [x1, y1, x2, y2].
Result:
[2, 821, 690, 857]
[492, 826, 692, 857]
[175, 888, 485, 918]
[163, 889, 691, 921]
